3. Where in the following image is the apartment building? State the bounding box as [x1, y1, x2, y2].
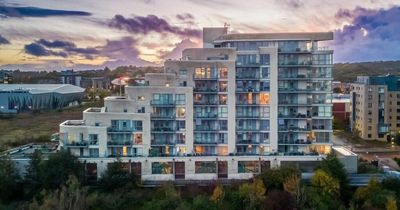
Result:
[350, 75, 400, 141]
[58, 27, 334, 181]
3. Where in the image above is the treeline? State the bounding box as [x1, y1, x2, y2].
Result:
[0, 151, 399, 210]
[333, 60, 400, 82]
[6, 66, 163, 84]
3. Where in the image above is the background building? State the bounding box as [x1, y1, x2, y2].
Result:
[58, 27, 333, 181]
[0, 84, 84, 114]
[60, 70, 82, 86]
[350, 75, 400, 141]
[332, 94, 351, 121]
[0, 70, 13, 84]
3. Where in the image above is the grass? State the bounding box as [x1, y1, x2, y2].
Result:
[0, 101, 103, 152]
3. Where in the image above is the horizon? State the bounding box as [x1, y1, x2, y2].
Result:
[0, 0, 400, 71]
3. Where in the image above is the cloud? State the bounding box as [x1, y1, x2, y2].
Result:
[279, 0, 304, 9]
[24, 39, 99, 59]
[333, 6, 400, 62]
[0, 6, 91, 18]
[24, 43, 68, 57]
[159, 39, 200, 60]
[101, 37, 155, 68]
[109, 14, 201, 38]
[176, 13, 194, 21]
[23, 37, 155, 69]
[0, 34, 10, 44]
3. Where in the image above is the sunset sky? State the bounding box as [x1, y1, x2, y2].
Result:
[0, 0, 399, 71]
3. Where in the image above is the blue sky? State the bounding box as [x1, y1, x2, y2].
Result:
[0, 0, 399, 70]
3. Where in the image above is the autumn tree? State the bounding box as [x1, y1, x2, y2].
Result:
[239, 178, 266, 210]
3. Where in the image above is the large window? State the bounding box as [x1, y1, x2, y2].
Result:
[317, 106, 331, 117]
[195, 67, 217, 79]
[260, 54, 270, 65]
[152, 162, 173, 174]
[218, 107, 228, 118]
[238, 161, 260, 173]
[175, 94, 186, 105]
[259, 93, 270, 105]
[220, 67, 228, 79]
[237, 54, 257, 65]
[195, 161, 217, 173]
[261, 67, 270, 78]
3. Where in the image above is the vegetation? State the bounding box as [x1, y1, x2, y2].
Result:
[1, 152, 399, 210]
[333, 60, 400, 82]
[0, 101, 103, 152]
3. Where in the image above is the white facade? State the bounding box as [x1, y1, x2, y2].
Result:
[59, 28, 334, 181]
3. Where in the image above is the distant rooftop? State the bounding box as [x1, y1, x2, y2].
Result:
[0, 84, 84, 94]
[355, 75, 400, 91]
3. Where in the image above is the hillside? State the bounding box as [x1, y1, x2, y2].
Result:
[333, 60, 400, 82]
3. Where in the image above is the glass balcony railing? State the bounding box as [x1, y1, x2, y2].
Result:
[64, 141, 88, 147]
[107, 140, 132, 146]
[194, 139, 227, 144]
[151, 139, 185, 145]
[150, 100, 176, 106]
[278, 125, 310, 131]
[151, 113, 176, 118]
[278, 113, 310, 118]
[151, 127, 178, 132]
[193, 87, 218, 92]
[278, 74, 309, 79]
[278, 61, 312, 66]
[195, 125, 224, 131]
[236, 73, 261, 79]
[278, 139, 312, 144]
[194, 113, 218, 118]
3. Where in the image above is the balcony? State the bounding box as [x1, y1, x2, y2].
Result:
[236, 87, 260, 92]
[278, 113, 310, 118]
[107, 140, 133, 146]
[194, 113, 218, 118]
[193, 87, 218, 93]
[236, 73, 261, 80]
[278, 74, 309, 80]
[151, 139, 185, 145]
[151, 127, 179, 132]
[278, 139, 312, 145]
[107, 127, 141, 133]
[65, 141, 88, 147]
[194, 139, 227, 144]
[151, 113, 176, 119]
[194, 100, 220, 105]
[195, 125, 223, 131]
[278, 61, 312, 67]
[150, 100, 176, 106]
[278, 125, 310, 132]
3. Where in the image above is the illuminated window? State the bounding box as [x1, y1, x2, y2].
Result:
[260, 93, 270, 105]
[122, 146, 127, 156]
[219, 94, 227, 105]
[218, 146, 228, 155]
[238, 161, 259, 173]
[247, 93, 253, 104]
[133, 133, 142, 144]
[219, 81, 227, 92]
[177, 107, 186, 118]
[220, 67, 228, 79]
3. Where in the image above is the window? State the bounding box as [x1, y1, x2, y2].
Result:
[260, 54, 270, 65]
[318, 106, 331, 117]
[175, 94, 186, 105]
[238, 161, 259, 173]
[259, 93, 270, 105]
[260, 107, 270, 117]
[218, 107, 228, 118]
[237, 54, 257, 65]
[177, 120, 186, 130]
[195, 161, 216, 173]
[219, 120, 228, 130]
[218, 133, 227, 144]
[89, 148, 99, 157]
[179, 69, 187, 76]
[133, 134, 142, 144]
[260, 120, 270, 130]
[133, 120, 142, 131]
[220, 67, 228, 79]
[177, 107, 186, 118]
[368, 103, 372, 108]
[368, 126, 372, 130]
[152, 162, 173, 174]
[260, 81, 270, 91]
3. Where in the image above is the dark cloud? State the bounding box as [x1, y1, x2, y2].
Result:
[176, 13, 194, 21]
[280, 0, 304, 9]
[24, 43, 68, 57]
[0, 34, 10, 45]
[23, 37, 154, 68]
[0, 6, 91, 18]
[333, 6, 400, 62]
[109, 14, 201, 38]
[24, 39, 98, 59]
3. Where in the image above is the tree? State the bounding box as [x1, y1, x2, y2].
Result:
[28, 175, 88, 210]
[311, 169, 340, 196]
[386, 195, 397, 210]
[98, 161, 137, 192]
[317, 153, 350, 203]
[38, 150, 84, 190]
[353, 177, 396, 210]
[0, 157, 22, 202]
[283, 174, 306, 208]
[210, 184, 224, 203]
[264, 190, 296, 210]
[239, 178, 266, 210]
[24, 150, 43, 197]
[258, 166, 300, 191]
